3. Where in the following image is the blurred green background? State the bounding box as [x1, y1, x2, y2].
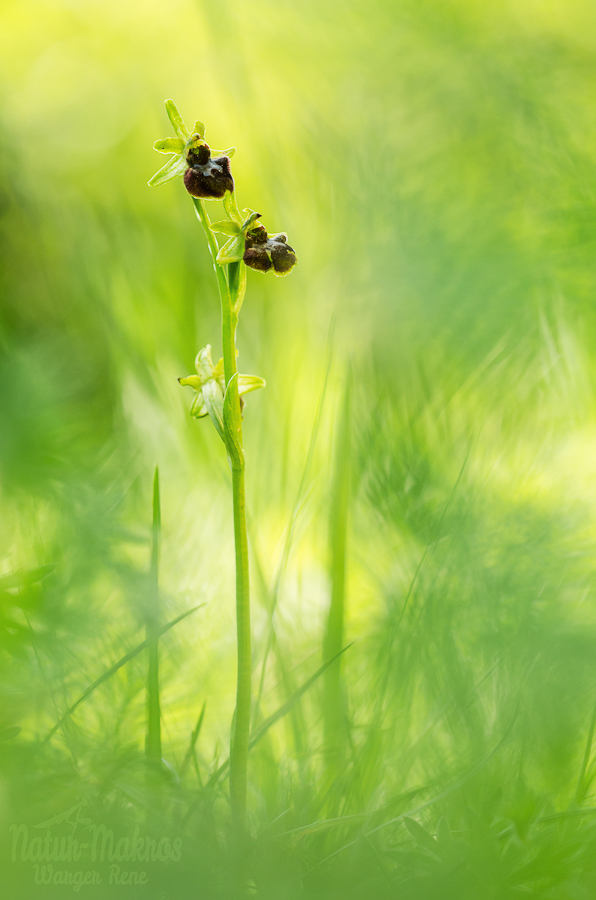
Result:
[3, 0, 596, 896]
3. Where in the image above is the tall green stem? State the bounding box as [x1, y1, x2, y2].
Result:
[192, 198, 251, 826]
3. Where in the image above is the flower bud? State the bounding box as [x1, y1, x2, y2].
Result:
[183, 139, 234, 199]
[243, 225, 297, 276]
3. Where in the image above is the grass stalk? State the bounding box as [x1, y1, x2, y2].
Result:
[180, 700, 207, 778]
[252, 336, 333, 725]
[323, 369, 352, 784]
[146, 467, 162, 762]
[575, 692, 596, 805]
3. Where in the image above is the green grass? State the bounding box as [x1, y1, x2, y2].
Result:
[3, 0, 596, 896]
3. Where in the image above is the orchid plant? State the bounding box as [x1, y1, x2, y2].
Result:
[149, 100, 297, 828]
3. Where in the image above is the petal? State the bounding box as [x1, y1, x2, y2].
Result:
[237, 374, 266, 395]
[210, 220, 242, 236]
[178, 375, 202, 389]
[240, 210, 262, 233]
[193, 120, 206, 139]
[271, 242, 298, 276]
[148, 154, 187, 187]
[216, 235, 245, 265]
[153, 137, 185, 155]
[243, 247, 272, 273]
[165, 99, 189, 140]
[184, 165, 233, 200]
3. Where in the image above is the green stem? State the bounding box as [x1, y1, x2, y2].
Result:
[230, 461, 251, 823]
[192, 198, 233, 322]
[192, 197, 252, 827]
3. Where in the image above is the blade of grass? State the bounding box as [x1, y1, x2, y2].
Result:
[575, 690, 596, 805]
[323, 366, 352, 787]
[250, 539, 307, 755]
[180, 700, 207, 778]
[310, 731, 509, 873]
[252, 326, 334, 721]
[0, 565, 55, 590]
[249, 333, 334, 761]
[43, 605, 203, 743]
[188, 644, 354, 813]
[146, 467, 162, 762]
[368, 444, 473, 741]
[262, 787, 426, 841]
[26, 611, 78, 763]
[250, 643, 353, 749]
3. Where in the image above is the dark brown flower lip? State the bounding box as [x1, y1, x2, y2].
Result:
[243, 246, 272, 272]
[183, 148, 234, 199]
[243, 229, 297, 275]
[270, 242, 297, 274]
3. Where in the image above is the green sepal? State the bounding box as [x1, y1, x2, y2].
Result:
[216, 235, 245, 265]
[193, 120, 206, 139]
[223, 374, 244, 469]
[148, 154, 187, 187]
[210, 220, 242, 236]
[211, 146, 236, 158]
[153, 137, 185, 155]
[165, 99, 189, 140]
[179, 374, 201, 389]
[238, 374, 266, 395]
